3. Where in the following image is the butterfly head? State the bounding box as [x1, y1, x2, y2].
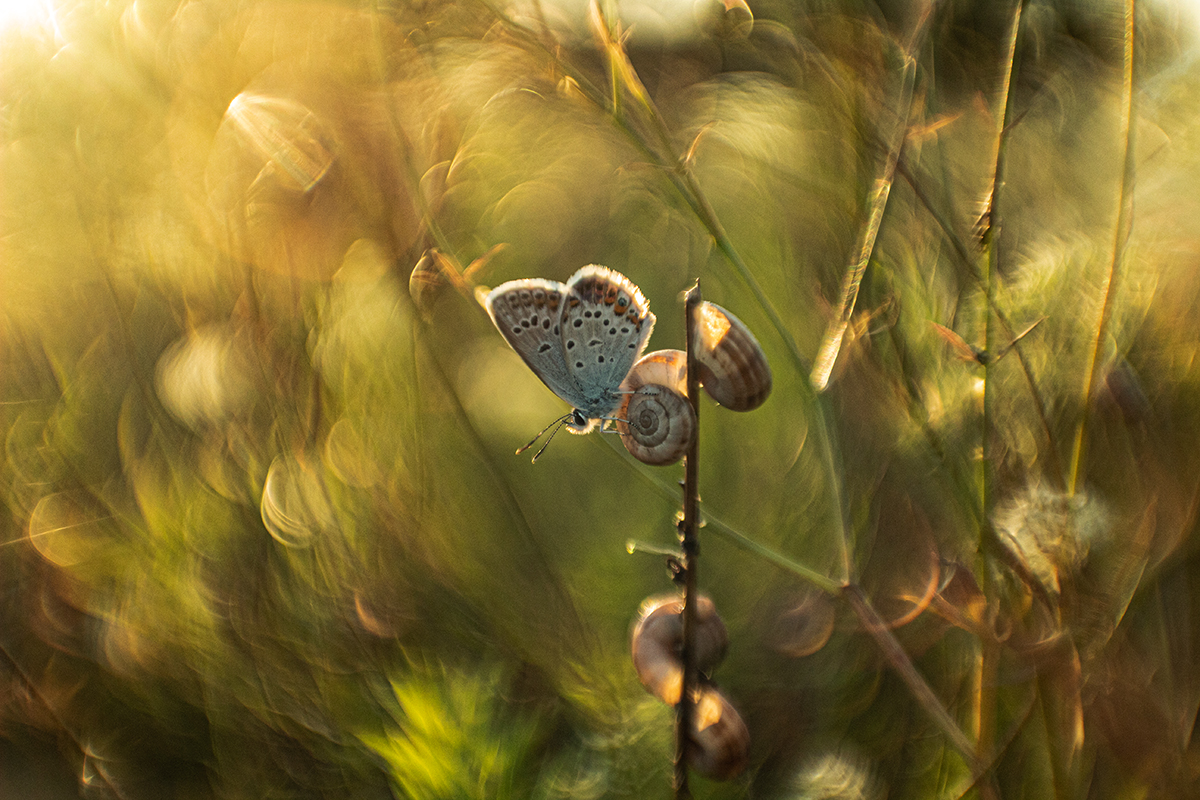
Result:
[565, 409, 599, 434]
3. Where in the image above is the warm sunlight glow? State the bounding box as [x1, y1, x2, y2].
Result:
[1177, 0, 1200, 34]
[0, 0, 54, 35]
[696, 300, 732, 351]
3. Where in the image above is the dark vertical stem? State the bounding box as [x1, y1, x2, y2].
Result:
[674, 281, 703, 799]
[981, 0, 1025, 536]
[977, 1, 1026, 771]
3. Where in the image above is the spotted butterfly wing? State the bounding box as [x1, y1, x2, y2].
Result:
[559, 266, 655, 419]
[484, 277, 581, 409]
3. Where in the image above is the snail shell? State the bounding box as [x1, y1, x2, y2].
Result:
[619, 349, 688, 395]
[616, 383, 695, 466]
[631, 594, 729, 705]
[688, 687, 750, 781]
[692, 302, 772, 412]
[408, 250, 445, 320]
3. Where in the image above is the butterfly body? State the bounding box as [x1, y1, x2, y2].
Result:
[485, 266, 656, 435]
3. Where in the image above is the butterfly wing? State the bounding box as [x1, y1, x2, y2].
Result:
[485, 278, 585, 408]
[561, 265, 656, 417]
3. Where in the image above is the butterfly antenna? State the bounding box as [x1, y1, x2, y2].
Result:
[529, 418, 575, 463]
[515, 414, 571, 462]
[529, 428, 562, 463]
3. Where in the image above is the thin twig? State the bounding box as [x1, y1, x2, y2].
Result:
[1068, 0, 1137, 496]
[974, 2, 1027, 773]
[601, 435, 841, 595]
[482, 0, 856, 585]
[896, 157, 1064, 485]
[673, 282, 704, 799]
[476, 2, 984, 781]
[811, 54, 918, 392]
[842, 584, 984, 773]
[980, 0, 1027, 533]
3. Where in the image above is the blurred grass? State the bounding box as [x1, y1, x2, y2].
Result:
[4, 0, 1200, 798]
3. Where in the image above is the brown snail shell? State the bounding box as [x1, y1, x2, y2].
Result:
[616, 383, 695, 466]
[688, 687, 750, 781]
[692, 302, 772, 411]
[408, 250, 445, 321]
[631, 594, 729, 705]
[619, 349, 688, 395]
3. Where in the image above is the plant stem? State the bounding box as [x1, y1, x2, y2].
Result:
[479, 5, 987, 783]
[1068, 0, 1137, 497]
[842, 584, 984, 773]
[896, 157, 1063, 486]
[674, 282, 704, 799]
[606, 433, 842, 594]
[811, 54, 918, 392]
[980, 0, 1026, 541]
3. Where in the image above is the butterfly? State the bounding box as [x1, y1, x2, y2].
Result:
[485, 266, 656, 459]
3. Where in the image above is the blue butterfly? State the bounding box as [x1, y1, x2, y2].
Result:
[485, 266, 656, 457]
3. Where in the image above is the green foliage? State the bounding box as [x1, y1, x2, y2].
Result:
[361, 667, 542, 800]
[3, 0, 1200, 798]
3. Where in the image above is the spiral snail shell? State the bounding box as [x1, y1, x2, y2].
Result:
[688, 687, 750, 780]
[631, 594, 729, 705]
[692, 302, 772, 412]
[616, 385, 695, 467]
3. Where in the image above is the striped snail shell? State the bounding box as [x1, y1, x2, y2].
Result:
[631, 594, 729, 705]
[616, 388, 695, 467]
[688, 687, 750, 781]
[620, 349, 688, 395]
[692, 302, 772, 412]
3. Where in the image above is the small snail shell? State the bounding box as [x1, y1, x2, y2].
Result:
[408, 250, 445, 321]
[692, 302, 772, 412]
[631, 594, 729, 705]
[688, 687, 750, 781]
[619, 349, 688, 395]
[617, 384, 695, 466]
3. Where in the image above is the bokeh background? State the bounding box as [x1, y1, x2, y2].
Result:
[3, 0, 1200, 797]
